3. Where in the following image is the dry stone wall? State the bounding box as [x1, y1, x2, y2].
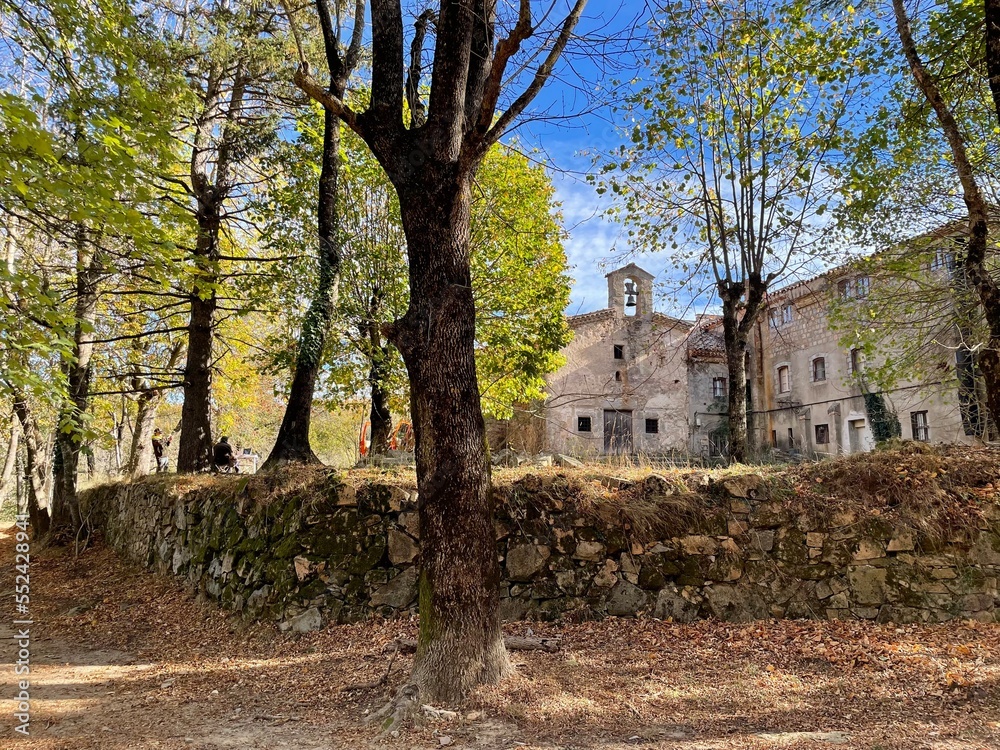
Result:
[84, 471, 1000, 632]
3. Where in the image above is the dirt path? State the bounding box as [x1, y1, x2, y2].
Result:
[1, 522, 999, 750]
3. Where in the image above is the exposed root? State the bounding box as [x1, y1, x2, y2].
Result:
[390, 635, 561, 654]
[367, 683, 421, 733]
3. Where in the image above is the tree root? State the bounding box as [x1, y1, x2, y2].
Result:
[363, 635, 558, 732]
[367, 683, 421, 733]
[389, 635, 561, 654]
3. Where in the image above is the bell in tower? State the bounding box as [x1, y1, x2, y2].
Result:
[624, 280, 638, 309]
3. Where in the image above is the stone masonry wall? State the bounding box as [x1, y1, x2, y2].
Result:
[84, 470, 1000, 632]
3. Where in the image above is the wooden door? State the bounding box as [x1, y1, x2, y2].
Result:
[603, 410, 633, 455]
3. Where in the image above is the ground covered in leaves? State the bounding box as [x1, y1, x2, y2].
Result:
[1, 518, 999, 750]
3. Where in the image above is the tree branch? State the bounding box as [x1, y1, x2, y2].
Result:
[406, 9, 436, 128]
[477, 0, 587, 156]
[293, 67, 360, 131]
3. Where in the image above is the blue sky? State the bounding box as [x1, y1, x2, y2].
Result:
[500, 0, 899, 320]
[505, 0, 668, 317]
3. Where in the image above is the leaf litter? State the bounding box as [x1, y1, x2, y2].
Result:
[0, 521, 998, 750]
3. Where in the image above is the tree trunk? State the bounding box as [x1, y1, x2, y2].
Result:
[50, 229, 100, 535]
[893, 0, 1000, 432]
[0, 415, 19, 509]
[263, 109, 343, 468]
[127, 341, 183, 476]
[126, 391, 162, 477]
[178, 62, 248, 473]
[721, 298, 750, 463]
[12, 397, 50, 538]
[177, 220, 219, 472]
[388, 175, 510, 704]
[367, 323, 393, 456]
[718, 276, 766, 464]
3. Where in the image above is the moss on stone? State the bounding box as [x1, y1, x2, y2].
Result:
[271, 534, 302, 559]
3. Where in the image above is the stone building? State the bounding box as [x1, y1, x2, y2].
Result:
[750, 237, 984, 457]
[538, 238, 987, 460]
[541, 264, 728, 458]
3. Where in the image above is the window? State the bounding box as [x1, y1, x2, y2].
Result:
[771, 430, 778, 447]
[645, 418, 659, 434]
[838, 276, 870, 299]
[614, 370, 622, 382]
[812, 357, 826, 382]
[849, 348, 863, 375]
[577, 416, 592, 432]
[769, 304, 793, 327]
[613, 344, 624, 360]
[787, 428, 794, 445]
[932, 249, 957, 275]
[815, 424, 830, 444]
[777, 365, 790, 393]
[911, 411, 929, 442]
[855, 276, 870, 298]
[712, 377, 726, 398]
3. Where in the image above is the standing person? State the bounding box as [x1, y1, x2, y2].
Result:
[152, 428, 171, 473]
[212, 436, 237, 473]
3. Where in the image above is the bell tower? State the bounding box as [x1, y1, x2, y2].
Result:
[606, 263, 655, 318]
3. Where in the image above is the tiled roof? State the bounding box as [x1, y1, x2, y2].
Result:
[686, 318, 726, 360]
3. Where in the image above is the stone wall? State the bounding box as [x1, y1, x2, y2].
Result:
[84, 469, 1000, 632]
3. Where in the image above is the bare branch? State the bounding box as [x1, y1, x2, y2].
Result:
[478, 0, 587, 155]
[293, 67, 361, 131]
[405, 9, 436, 128]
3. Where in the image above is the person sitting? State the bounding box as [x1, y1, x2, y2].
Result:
[152, 428, 171, 473]
[212, 436, 238, 473]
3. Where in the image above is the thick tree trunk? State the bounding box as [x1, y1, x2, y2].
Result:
[721, 298, 750, 463]
[367, 323, 393, 457]
[264, 109, 344, 468]
[388, 175, 510, 704]
[718, 277, 766, 464]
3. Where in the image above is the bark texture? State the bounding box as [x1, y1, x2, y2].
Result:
[389, 175, 510, 702]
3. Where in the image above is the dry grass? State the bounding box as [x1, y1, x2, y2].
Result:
[82, 444, 1000, 549]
